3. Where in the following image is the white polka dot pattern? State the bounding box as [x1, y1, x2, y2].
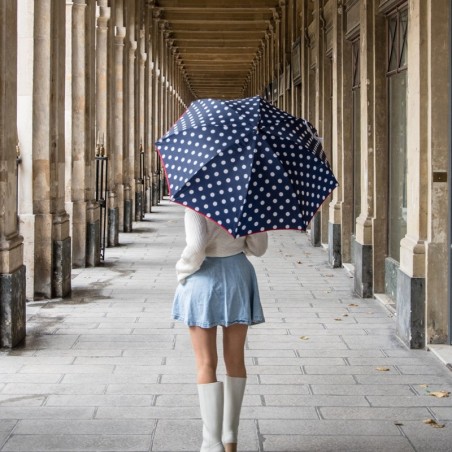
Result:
[155, 96, 338, 237]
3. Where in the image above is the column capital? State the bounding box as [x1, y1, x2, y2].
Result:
[129, 40, 137, 58]
[153, 8, 162, 19]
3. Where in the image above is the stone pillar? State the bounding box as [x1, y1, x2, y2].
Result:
[424, 0, 450, 344]
[68, 0, 100, 268]
[145, 2, 155, 213]
[86, 0, 100, 267]
[33, 0, 71, 299]
[328, 0, 352, 268]
[114, 0, 126, 232]
[396, 0, 429, 348]
[0, 0, 26, 347]
[95, 0, 116, 249]
[280, 0, 287, 111]
[274, 10, 280, 108]
[309, 4, 323, 248]
[135, 29, 146, 222]
[17, 0, 36, 300]
[354, 0, 386, 298]
[124, 0, 136, 231]
[152, 9, 161, 206]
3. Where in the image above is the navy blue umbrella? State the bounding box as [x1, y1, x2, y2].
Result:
[155, 95, 338, 238]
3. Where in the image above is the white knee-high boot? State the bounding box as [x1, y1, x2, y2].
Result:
[222, 376, 247, 445]
[197, 382, 225, 452]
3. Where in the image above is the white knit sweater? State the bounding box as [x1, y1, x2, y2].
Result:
[176, 208, 268, 282]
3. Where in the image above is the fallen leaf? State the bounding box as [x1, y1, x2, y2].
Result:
[419, 384, 429, 388]
[334, 318, 342, 321]
[299, 336, 309, 340]
[429, 391, 450, 398]
[394, 421, 404, 426]
[342, 314, 349, 317]
[297, 261, 302, 264]
[423, 418, 445, 428]
[348, 303, 359, 307]
[376, 367, 391, 372]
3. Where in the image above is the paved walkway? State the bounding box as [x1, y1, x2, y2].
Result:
[1, 200, 452, 452]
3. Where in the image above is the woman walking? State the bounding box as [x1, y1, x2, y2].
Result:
[172, 208, 268, 452]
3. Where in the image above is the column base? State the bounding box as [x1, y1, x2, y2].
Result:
[53, 237, 71, 298]
[124, 199, 133, 232]
[135, 188, 144, 221]
[384, 257, 399, 301]
[328, 222, 342, 268]
[146, 187, 152, 213]
[0, 265, 26, 348]
[353, 241, 373, 298]
[86, 220, 100, 267]
[108, 207, 119, 247]
[310, 213, 321, 247]
[396, 269, 425, 349]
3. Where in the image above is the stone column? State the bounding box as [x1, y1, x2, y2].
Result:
[397, 0, 436, 348]
[145, 1, 155, 212]
[274, 10, 281, 108]
[354, 0, 375, 298]
[424, 0, 450, 344]
[124, 0, 136, 231]
[135, 29, 146, 221]
[95, 0, 116, 249]
[17, 0, 36, 299]
[328, 0, 353, 268]
[85, 0, 100, 267]
[299, 2, 310, 119]
[33, 0, 71, 298]
[0, 0, 26, 347]
[309, 4, 323, 247]
[114, 0, 126, 232]
[69, 0, 100, 267]
[280, 1, 287, 111]
[152, 9, 161, 206]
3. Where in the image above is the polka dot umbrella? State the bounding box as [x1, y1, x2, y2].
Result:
[155, 95, 338, 238]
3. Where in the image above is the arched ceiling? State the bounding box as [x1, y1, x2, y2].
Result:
[154, 0, 281, 100]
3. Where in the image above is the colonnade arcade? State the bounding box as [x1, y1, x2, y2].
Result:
[0, 0, 450, 351]
[0, 0, 296, 347]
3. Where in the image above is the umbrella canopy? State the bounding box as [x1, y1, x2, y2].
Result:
[155, 95, 338, 238]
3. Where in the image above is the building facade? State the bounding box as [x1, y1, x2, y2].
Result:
[0, 0, 450, 349]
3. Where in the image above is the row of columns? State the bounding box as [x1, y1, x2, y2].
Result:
[243, 0, 450, 348]
[0, 0, 192, 347]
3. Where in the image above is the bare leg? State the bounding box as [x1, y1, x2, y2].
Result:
[222, 324, 248, 378]
[189, 326, 218, 384]
[222, 324, 248, 452]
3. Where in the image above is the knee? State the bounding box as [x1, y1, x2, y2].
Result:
[197, 360, 218, 384]
[223, 353, 246, 377]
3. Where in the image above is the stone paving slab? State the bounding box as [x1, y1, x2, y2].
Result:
[1, 200, 452, 451]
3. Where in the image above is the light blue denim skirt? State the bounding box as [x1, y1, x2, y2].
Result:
[172, 253, 265, 328]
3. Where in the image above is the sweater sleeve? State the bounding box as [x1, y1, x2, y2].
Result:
[244, 231, 268, 257]
[175, 209, 209, 282]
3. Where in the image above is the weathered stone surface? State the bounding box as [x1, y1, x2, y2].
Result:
[0, 265, 26, 348]
[328, 221, 341, 268]
[53, 237, 71, 298]
[354, 241, 373, 298]
[396, 269, 425, 349]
